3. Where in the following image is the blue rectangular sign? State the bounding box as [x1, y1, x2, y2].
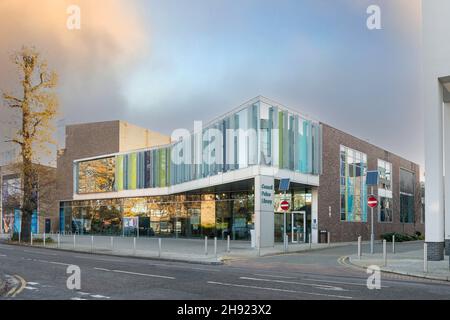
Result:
[366, 170, 379, 186]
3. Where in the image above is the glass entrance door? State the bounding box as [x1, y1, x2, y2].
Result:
[291, 211, 306, 243]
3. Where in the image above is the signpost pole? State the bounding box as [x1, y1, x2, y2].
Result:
[371, 186, 374, 254]
[283, 190, 287, 253]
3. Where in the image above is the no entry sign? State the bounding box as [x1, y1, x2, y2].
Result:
[280, 200, 290, 211]
[367, 195, 378, 208]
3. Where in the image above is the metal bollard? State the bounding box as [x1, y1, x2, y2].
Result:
[358, 236, 362, 259]
[370, 234, 374, 254]
[91, 235, 94, 253]
[227, 235, 230, 253]
[158, 238, 162, 258]
[18, 232, 21, 244]
[214, 237, 217, 257]
[111, 236, 114, 250]
[57, 233, 60, 249]
[424, 243, 428, 273]
[383, 240, 387, 267]
[73, 234, 76, 249]
[43, 233, 46, 247]
[204, 236, 208, 256]
[309, 233, 312, 249]
[133, 237, 136, 255]
[327, 232, 331, 245]
[392, 235, 395, 254]
[31, 232, 33, 246]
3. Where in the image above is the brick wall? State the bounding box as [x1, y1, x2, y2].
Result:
[318, 123, 424, 242]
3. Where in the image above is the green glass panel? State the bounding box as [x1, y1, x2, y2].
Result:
[116, 155, 124, 191]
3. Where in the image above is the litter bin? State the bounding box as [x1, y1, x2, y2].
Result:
[319, 230, 328, 243]
[250, 230, 256, 248]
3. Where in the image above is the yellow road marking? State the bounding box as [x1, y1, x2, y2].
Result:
[7, 275, 27, 298]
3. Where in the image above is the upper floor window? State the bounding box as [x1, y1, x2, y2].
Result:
[400, 168, 415, 223]
[340, 146, 367, 222]
[377, 159, 392, 191]
[77, 157, 116, 194]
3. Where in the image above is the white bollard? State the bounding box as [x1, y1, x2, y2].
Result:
[227, 235, 230, 253]
[383, 240, 387, 267]
[91, 235, 94, 253]
[18, 232, 21, 244]
[110, 236, 114, 250]
[424, 243, 428, 273]
[392, 235, 395, 254]
[133, 237, 136, 255]
[57, 233, 60, 249]
[358, 236, 362, 259]
[214, 237, 217, 257]
[158, 238, 162, 258]
[204, 236, 208, 256]
[43, 233, 46, 247]
[31, 232, 33, 246]
[73, 234, 76, 249]
[309, 233, 312, 249]
[327, 232, 331, 245]
[370, 234, 374, 254]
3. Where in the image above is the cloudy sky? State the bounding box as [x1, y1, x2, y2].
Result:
[0, 0, 423, 175]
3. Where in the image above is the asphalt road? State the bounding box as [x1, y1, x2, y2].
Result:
[0, 241, 449, 300]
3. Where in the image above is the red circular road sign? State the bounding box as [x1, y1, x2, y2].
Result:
[368, 195, 378, 208]
[280, 200, 290, 211]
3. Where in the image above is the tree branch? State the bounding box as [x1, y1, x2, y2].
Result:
[5, 138, 24, 146]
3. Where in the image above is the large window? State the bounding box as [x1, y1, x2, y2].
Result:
[340, 146, 367, 222]
[77, 157, 116, 194]
[379, 197, 393, 222]
[378, 159, 392, 191]
[400, 168, 415, 223]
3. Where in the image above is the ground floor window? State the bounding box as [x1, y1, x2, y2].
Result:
[400, 194, 415, 223]
[379, 197, 393, 222]
[60, 192, 255, 240]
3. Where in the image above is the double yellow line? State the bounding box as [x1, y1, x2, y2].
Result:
[5, 275, 27, 298]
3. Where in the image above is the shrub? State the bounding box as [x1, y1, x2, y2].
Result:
[380, 232, 422, 242]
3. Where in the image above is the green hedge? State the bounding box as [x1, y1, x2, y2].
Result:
[380, 232, 424, 242]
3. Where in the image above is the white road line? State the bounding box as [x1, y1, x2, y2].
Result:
[23, 250, 57, 256]
[253, 273, 296, 279]
[207, 281, 353, 299]
[71, 297, 87, 300]
[94, 267, 175, 279]
[303, 277, 390, 288]
[239, 277, 347, 292]
[37, 260, 72, 266]
[24, 286, 38, 290]
[0, 254, 6, 257]
[27, 282, 40, 285]
[90, 294, 111, 299]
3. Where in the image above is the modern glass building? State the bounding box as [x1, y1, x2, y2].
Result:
[57, 96, 423, 246]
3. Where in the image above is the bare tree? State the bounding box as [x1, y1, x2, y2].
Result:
[2, 46, 58, 242]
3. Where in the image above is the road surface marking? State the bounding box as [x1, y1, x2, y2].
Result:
[207, 281, 353, 299]
[239, 277, 347, 291]
[253, 273, 296, 279]
[27, 282, 39, 285]
[71, 297, 87, 300]
[11, 275, 27, 298]
[0, 254, 6, 257]
[23, 250, 57, 256]
[303, 277, 390, 288]
[90, 294, 111, 299]
[94, 267, 175, 279]
[37, 259, 72, 266]
[24, 286, 38, 290]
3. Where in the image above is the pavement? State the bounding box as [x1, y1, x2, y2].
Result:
[348, 240, 450, 281]
[1, 240, 450, 300]
[1, 233, 349, 265]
